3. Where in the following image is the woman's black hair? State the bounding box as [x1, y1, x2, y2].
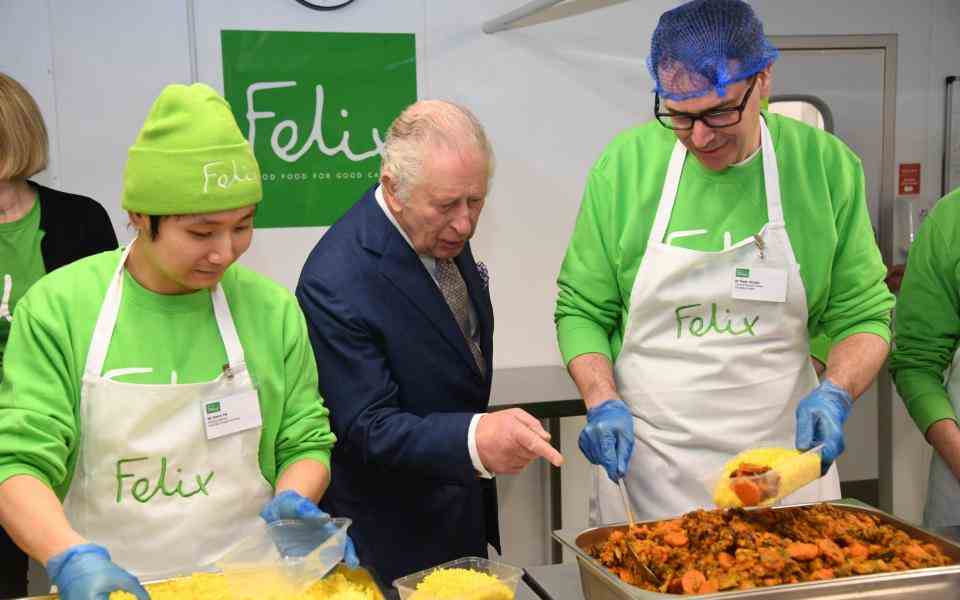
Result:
[147, 215, 165, 240]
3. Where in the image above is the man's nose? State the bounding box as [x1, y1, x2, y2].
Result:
[690, 119, 715, 147]
[450, 213, 473, 237]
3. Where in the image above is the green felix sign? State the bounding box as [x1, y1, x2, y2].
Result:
[222, 31, 417, 228]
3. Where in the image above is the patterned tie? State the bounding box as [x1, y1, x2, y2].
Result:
[435, 258, 485, 374]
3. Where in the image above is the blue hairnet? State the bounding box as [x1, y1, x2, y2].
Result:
[647, 0, 778, 101]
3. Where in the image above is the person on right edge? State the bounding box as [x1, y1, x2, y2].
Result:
[554, 0, 894, 524]
[891, 187, 960, 528]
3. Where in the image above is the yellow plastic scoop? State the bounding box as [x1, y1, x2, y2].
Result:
[711, 446, 822, 508]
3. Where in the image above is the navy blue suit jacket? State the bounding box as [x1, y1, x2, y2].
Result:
[296, 186, 499, 586]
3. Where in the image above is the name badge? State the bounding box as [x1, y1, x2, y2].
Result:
[731, 266, 787, 303]
[202, 389, 262, 440]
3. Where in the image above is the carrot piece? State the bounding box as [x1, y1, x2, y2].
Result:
[731, 477, 764, 506]
[904, 544, 930, 561]
[845, 543, 869, 560]
[717, 552, 735, 569]
[700, 578, 719, 593]
[816, 538, 844, 565]
[786, 542, 820, 561]
[809, 568, 835, 581]
[735, 463, 772, 475]
[663, 530, 689, 547]
[681, 569, 706, 595]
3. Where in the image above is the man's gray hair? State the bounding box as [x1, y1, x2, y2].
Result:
[380, 100, 495, 202]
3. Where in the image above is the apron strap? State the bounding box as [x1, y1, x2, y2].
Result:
[84, 241, 137, 378]
[210, 284, 245, 370]
[759, 117, 785, 225]
[649, 140, 688, 245]
[83, 238, 246, 377]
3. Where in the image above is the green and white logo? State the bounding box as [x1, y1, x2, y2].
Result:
[222, 31, 417, 228]
[736, 268, 750, 278]
[206, 402, 221, 414]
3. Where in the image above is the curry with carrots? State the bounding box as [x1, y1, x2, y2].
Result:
[588, 503, 953, 595]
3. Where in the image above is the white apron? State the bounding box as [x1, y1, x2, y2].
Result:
[62, 240, 273, 581]
[923, 348, 960, 528]
[591, 119, 841, 525]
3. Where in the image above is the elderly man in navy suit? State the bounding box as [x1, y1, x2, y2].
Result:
[296, 100, 564, 587]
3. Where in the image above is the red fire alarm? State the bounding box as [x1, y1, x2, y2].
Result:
[898, 163, 921, 195]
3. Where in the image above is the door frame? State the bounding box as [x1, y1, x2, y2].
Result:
[769, 34, 898, 513]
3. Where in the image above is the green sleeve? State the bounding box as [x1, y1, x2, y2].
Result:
[809, 332, 831, 365]
[555, 168, 622, 365]
[274, 297, 336, 478]
[0, 302, 77, 497]
[891, 211, 960, 434]
[819, 156, 894, 343]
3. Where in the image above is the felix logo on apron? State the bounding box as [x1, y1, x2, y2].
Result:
[674, 302, 760, 338]
[115, 456, 215, 503]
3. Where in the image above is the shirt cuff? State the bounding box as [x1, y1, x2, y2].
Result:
[830, 322, 892, 346]
[468, 414, 494, 479]
[908, 390, 959, 435]
[557, 317, 614, 366]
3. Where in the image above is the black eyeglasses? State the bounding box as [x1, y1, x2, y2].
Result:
[655, 77, 758, 131]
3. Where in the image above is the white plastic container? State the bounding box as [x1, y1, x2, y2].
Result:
[217, 517, 352, 596]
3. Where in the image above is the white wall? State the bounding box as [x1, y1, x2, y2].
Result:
[3, 0, 958, 571]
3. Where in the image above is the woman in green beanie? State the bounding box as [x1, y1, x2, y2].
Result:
[0, 83, 352, 599]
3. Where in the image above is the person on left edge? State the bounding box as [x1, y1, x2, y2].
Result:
[0, 83, 351, 600]
[0, 71, 118, 599]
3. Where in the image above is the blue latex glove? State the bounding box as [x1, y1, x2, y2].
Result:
[260, 490, 359, 568]
[47, 543, 148, 600]
[795, 379, 854, 475]
[578, 399, 635, 482]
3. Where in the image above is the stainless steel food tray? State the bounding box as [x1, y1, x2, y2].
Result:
[553, 500, 960, 599]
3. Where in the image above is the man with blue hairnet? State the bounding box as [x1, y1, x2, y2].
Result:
[555, 0, 894, 523]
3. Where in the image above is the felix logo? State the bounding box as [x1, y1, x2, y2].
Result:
[202, 159, 258, 193]
[245, 82, 385, 163]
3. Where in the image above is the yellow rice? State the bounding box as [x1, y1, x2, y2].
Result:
[408, 568, 513, 600]
[107, 567, 380, 600]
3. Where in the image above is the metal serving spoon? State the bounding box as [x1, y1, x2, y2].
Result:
[617, 479, 662, 587]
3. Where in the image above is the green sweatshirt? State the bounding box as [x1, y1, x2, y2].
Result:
[555, 112, 893, 365]
[891, 189, 960, 434]
[0, 248, 335, 499]
[0, 195, 45, 381]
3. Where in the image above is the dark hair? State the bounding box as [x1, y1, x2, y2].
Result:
[142, 206, 256, 240]
[147, 215, 167, 240]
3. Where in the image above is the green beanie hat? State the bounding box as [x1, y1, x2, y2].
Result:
[122, 83, 262, 215]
